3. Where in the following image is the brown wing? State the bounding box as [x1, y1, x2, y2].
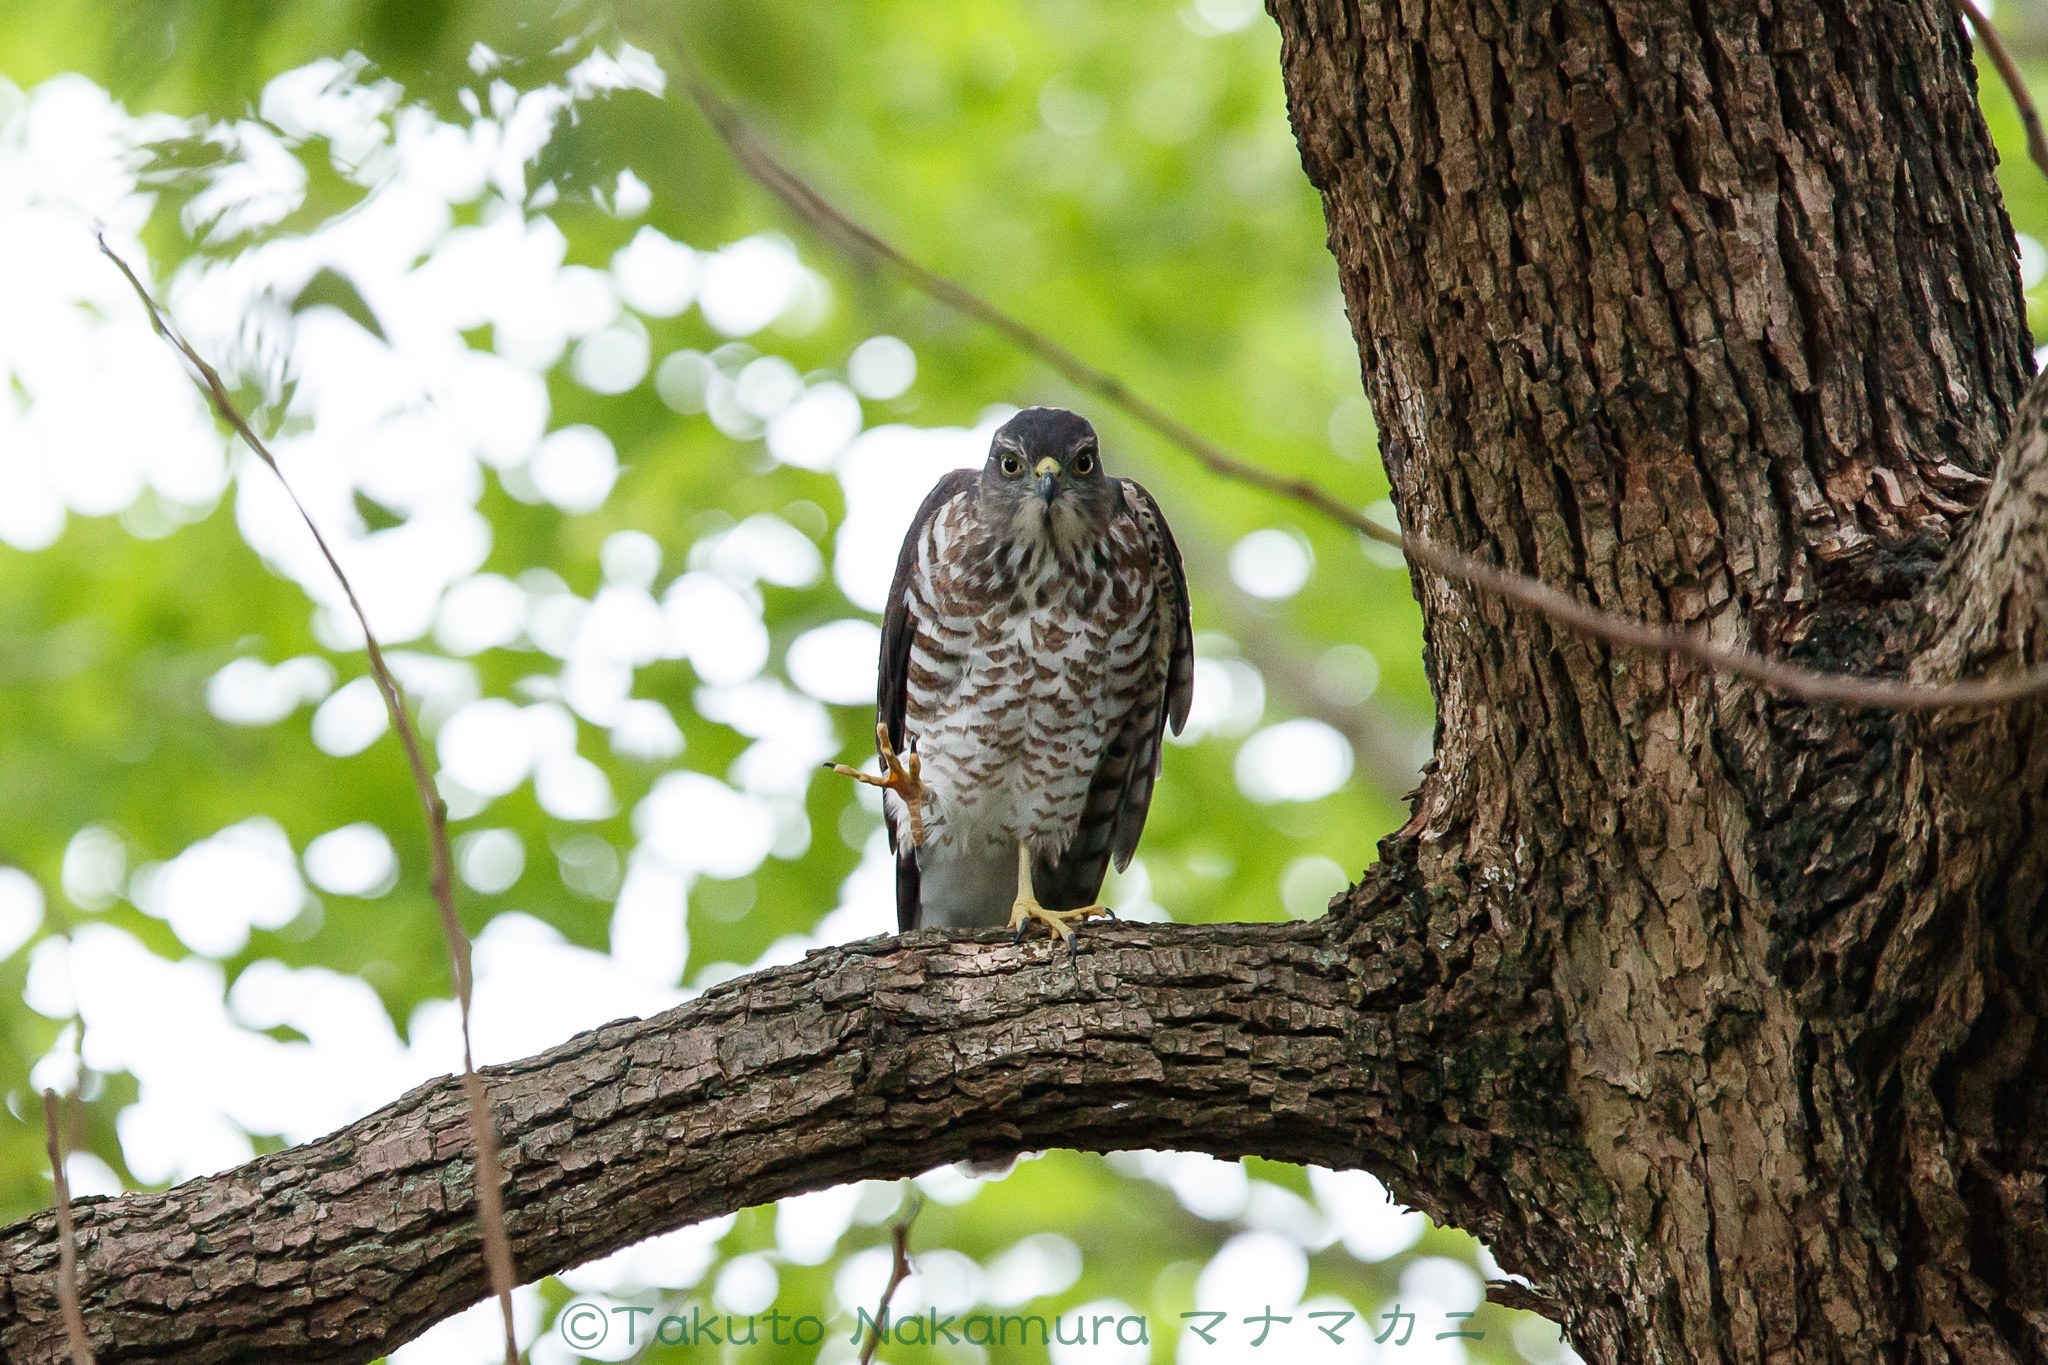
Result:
[1036, 478, 1194, 910]
[878, 468, 978, 931]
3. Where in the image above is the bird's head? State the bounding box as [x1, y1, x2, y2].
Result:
[977, 406, 1118, 548]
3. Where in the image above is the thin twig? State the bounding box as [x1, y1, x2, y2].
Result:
[41, 1091, 96, 1365]
[97, 239, 521, 1365]
[1955, 0, 2048, 182]
[1221, 592, 1430, 794]
[1145, 476, 1430, 794]
[657, 38, 2048, 713]
[859, 1195, 923, 1365]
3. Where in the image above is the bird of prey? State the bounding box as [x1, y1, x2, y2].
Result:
[830, 406, 1193, 941]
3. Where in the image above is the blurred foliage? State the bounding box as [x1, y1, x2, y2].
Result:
[3, 1, 2045, 1362]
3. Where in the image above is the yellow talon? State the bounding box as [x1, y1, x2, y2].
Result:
[1006, 843, 1112, 945]
[826, 721, 927, 846]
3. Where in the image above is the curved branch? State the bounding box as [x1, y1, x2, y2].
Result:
[0, 916, 1469, 1365]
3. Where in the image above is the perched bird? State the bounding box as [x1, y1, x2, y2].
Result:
[830, 406, 1193, 940]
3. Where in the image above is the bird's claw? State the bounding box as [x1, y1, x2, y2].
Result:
[1007, 900, 1112, 951]
[825, 721, 927, 846]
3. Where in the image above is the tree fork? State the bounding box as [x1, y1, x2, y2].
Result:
[1272, 0, 2046, 1359]
[4, 0, 2047, 1359]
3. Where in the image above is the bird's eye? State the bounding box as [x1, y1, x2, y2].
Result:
[1073, 449, 1096, 476]
[999, 452, 1024, 477]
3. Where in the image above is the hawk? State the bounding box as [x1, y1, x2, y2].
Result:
[832, 407, 1193, 940]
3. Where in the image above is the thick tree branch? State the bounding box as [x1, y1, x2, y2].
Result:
[0, 911, 1523, 1365]
[16, 5, 2037, 1364]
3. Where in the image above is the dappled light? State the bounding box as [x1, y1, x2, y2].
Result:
[0, 2, 1663, 1360]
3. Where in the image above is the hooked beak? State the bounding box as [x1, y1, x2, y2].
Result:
[1034, 456, 1059, 503]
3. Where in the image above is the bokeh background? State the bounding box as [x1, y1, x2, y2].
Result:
[2, 1, 2042, 1361]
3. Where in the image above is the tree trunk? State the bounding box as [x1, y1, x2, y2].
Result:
[3, 0, 2046, 1360]
[1269, 0, 2047, 1359]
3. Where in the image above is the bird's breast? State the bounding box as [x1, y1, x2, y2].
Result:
[904, 515, 1158, 848]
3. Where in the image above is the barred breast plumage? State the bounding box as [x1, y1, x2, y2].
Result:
[874, 407, 1193, 931]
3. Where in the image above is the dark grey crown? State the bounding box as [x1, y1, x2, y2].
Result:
[993, 407, 1098, 458]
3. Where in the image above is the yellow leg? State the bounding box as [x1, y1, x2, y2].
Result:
[1006, 842, 1113, 945]
[824, 721, 927, 846]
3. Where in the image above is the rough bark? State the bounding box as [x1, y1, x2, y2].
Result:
[1269, 0, 2048, 1360]
[1, 920, 1468, 1364]
[3, 0, 2046, 1361]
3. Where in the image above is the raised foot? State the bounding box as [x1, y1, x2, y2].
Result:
[825, 721, 926, 846]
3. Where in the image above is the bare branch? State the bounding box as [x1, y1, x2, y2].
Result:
[39, 1093, 94, 1365]
[96, 239, 520, 1365]
[1955, 0, 2048, 182]
[1157, 504, 1429, 795]
[858, 1197, 922, 1365]
[649, 34, 2048, 713]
